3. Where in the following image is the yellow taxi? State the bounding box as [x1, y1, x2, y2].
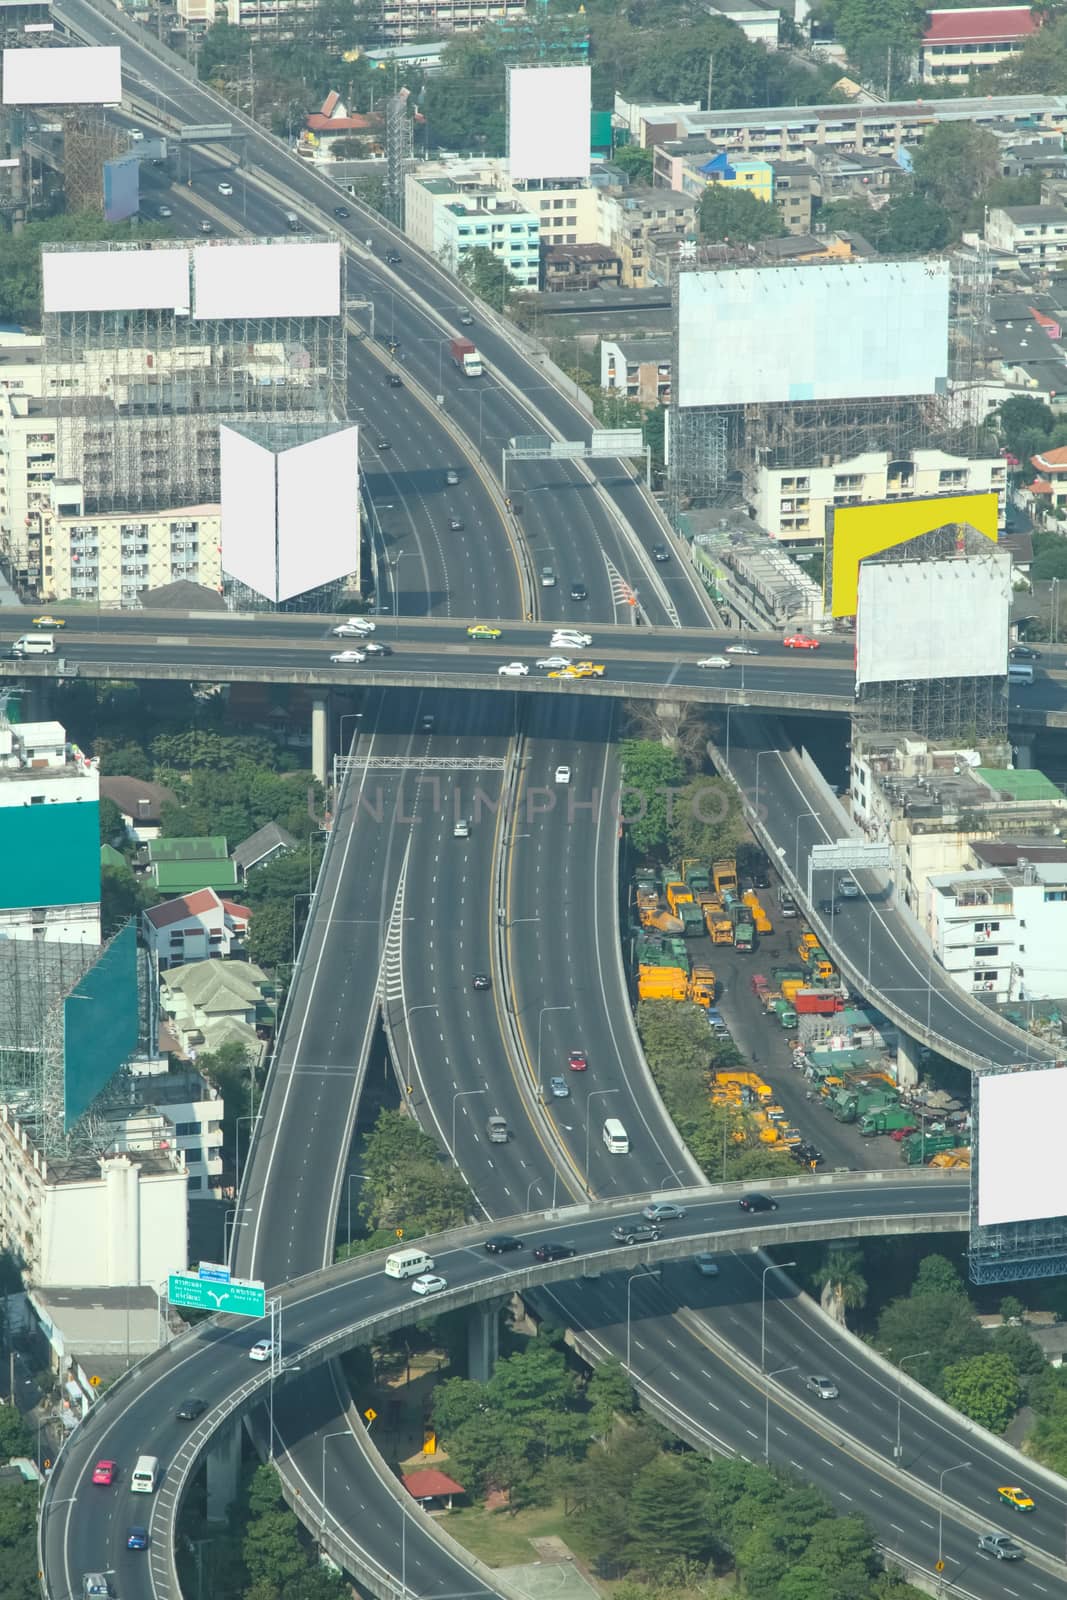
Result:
[467, 624, 502, 640]
[998, 1486, 1035, 1513]
[571, 662, 605, 678]
[32, 615, 66, 628]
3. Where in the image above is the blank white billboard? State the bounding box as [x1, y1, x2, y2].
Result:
[42, 247, 190, 314]
[220, 426, 277, 600]
[978, 1067, 1067, 1226]
[192, 242, 341, 321]
[2, 45, 121, 105]
[277, 427, 359, 603]
[856, 555, 1010, 686]
[676, 260, 949, 409]
[508, 65, 590, 182]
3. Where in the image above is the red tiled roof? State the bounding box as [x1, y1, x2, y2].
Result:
[403, 1469, 464, 1499]
[222, 899, 252, 921]
[1031, 445, 1067, 472]
[924, 7, 1036, 45]
[306, 112, 375, 134]
[320, 90, 340, 117]
[144, 888, 221, 929]
[1031, 477, 1053, 494]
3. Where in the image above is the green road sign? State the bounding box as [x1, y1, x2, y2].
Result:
[168, 1272, 265, 1317]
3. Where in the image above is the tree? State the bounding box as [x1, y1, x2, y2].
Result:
[0, 1404, 31, 1460]
[1032, 532, 1067, 581]
[100, 863, 157, 939]
[820, 1244, 867, 1327]
[913, 1253, 966, 1298]
[627, 1457, 712, 1569]
[992, 1323, 1046, 1382]
[826, 0, 925, 92]
[699, 184, 785, 245]
[668, 775, 744, 863]
[248, 899, 294, 971]
[329, 136, 370, 159]
[877, 1290, 985, 1386]
[942, 1351, 1021, 1433]
[996, 394, 1055, 461]
[457, 246, 522, 313]
[911, 122, 1000, 226]
[872, 193, 952, 253]
[618, 740, 686, 858]
[97, 739, 153, 780]
[358, 1109, 470, 1237]
[98, 796, 125, 844]
[613, 144, 654, 184]
[587, 1359, 636, 1439]
[0, 1481, 39, 1600]
[1005, 15, 1067, 90]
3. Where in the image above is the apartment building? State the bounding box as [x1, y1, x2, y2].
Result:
[985, 203, 1067, 267]
[928, 841, 1067, 1003]
[0, 393, 57, 592]
[597, 186, 696, 286]
[404, 160, 541, 285]
[919, 7, 1037, 85]
[0, 719, 100, 947]
[753, 448, 1008, 543]
[44, 494, 222, 607]
[600, 338, 672, 405]
[375, 0, 530, 43]
[0, 1106, 187, 1288]
[105, 1066, 225, 1200]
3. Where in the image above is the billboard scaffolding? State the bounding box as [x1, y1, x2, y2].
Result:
[970, 1061, 1067, 1284]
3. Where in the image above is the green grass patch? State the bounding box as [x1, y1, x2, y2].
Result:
[442, 1499, 599, 1568]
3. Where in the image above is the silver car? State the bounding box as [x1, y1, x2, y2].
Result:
[641, 1202, 687, 1222]
[549, 1075, 569, 1099]
[805, 1374, 839, 1400]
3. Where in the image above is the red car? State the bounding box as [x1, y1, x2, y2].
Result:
[568, 1050, 588, 1072]
[783, 635, 819, 650]
[92, 1459, 117, 1486]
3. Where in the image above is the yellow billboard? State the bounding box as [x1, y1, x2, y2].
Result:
[826, 491, 999, 618]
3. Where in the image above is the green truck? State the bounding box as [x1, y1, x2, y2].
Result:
[679, 902, 706, 938]
[734, 920, 755, 952]
[858, 1106, 918, 1137]
[900, 1129, 971, 1165]
[770, 998, 797, 1030]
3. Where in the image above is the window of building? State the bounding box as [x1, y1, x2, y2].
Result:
[175, 1120, 202, 1137]
[184, 1148, 203, 1166]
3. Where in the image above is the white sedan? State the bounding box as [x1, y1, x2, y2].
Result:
[537, 656, 572, 670]
[725, 644, 759, 656]
[217, 180, 234, 196]
[551, 631, 592, 648]
[411, 1273, 448, 1297]
[498, 662, 529, 677]
[555, 765, 572, 784]
[249, 1339, 275, 1361]
[330, 650, 365, 664]
[334, 618, 375, 636]
[697, 655, 733, 669]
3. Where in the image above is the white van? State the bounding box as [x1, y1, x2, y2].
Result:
[11, 633, 54, 656]
[603, 1118, 630, 1155]
[130, 1454, 159, 1494]
[1008, 663, 1034, 686]
[384, 1247, 435, 1280]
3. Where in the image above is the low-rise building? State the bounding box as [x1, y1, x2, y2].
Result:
[929, 840, 1067, 1002]
[986, 203, 1067, 268]
[0, 1106, 187, 1288]
[702, 0, 780, 45]
[0, 719, 100, 946]
[600, 338, 672, 405]
[404, 160, 542, 287]
[146, 835, 238, 896]
[753, 448, 1008, 544]
[100, 777, 176, 844]
[44, 488, 222, 608]
[806, 147, 907, 208]
[161, 958, 272, 1063]
[598, 186, 697, 287]
[769, 161, 813, 234]
[542, 244, 622, 292]
[919, 7, 1037, 86]
[1029, 444, 1067, 513]
[102, 1066, 225, 1199]
[376, 0, 531, 44]
[302, 92, 380, 160]
[231, 821, 298, 878]
[142, 887, 251, 969]
[849, 734, 1067, 928]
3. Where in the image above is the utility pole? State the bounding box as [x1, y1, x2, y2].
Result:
[706, 54, 714, 112]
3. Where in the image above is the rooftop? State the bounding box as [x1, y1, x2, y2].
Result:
[995, 203, 1067, 223]
[148, 836, 229, 863]
[100, 775, 176, 822]
[924, 6, 1037, 45]
[143, 886, 225, 929]
[974, 766, 1064, 801]
[231, 820, 297, 872]
[403, 1468, 464, 1499]
[612, 337, 673, 364]
[656, 93, 1067, 139]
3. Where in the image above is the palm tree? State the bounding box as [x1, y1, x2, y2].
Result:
[820, 1243, 868, 1329]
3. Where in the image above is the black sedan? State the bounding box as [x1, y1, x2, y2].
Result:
[533, 1242, 576, 1262]
[176, 1397, 207, 1421]
[484, 1234, 524, 1254]
[333, 205, 351, 219]
[1010, 645, 1041, 661]
[472, 973, 491, 991]
[738, 1194, 778, 1213]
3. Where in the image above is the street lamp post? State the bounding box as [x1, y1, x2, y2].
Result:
[754, 748, 780, 813]
[320, 1429, 349, 1531]
[346, 1172, 369, 1248]
[937, 1461, 971, 1572]
[794, 810, 819, 881]
[895, 1349, 932, 1460]
[764, 1364, 797, 1459]
[585, 1089, 619, 1182]
[866, 904, 876, 987]
[626, 1267, 661, 1372]
[760, 1260, 797, 1373]
[235, 1112, 258, 1199]
[537, 1004, 571, 1099]
[393, 550, 404, 639]
[451, 1087, 486, 1152]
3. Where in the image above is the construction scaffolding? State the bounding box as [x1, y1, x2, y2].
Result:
[0, 938, 96, 1157]
[667, 249, 988, 521]
[970, 1061, 1067, 1284]
[383, 89, 413, 227]
[61, 109, 121, 214]
[44, 240, 348, 515]
[853, 674, 1007, 745]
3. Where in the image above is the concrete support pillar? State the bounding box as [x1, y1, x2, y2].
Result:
[205, 1416, 241, 1524]
[896, 1032, 922, 1091]
[466, 1299, 502, 1384]
[1012, 734, 1036, 771]
[311, 695, 329, 787]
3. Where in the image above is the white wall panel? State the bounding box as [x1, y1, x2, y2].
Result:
[192, 242, 340, 321]
[856, 555, 1010, 685]
[508, 65, 590, 182]
[2, 45, 121, 104]
[276, 427, 359, 602]
[220, 427, 276, 600]
[42, 247, 190, 314]
[676, 260, 949, 409]
[978, 1068, 1067, 1226]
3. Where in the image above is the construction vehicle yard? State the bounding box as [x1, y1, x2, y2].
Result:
[629, 856, 972, 1175]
